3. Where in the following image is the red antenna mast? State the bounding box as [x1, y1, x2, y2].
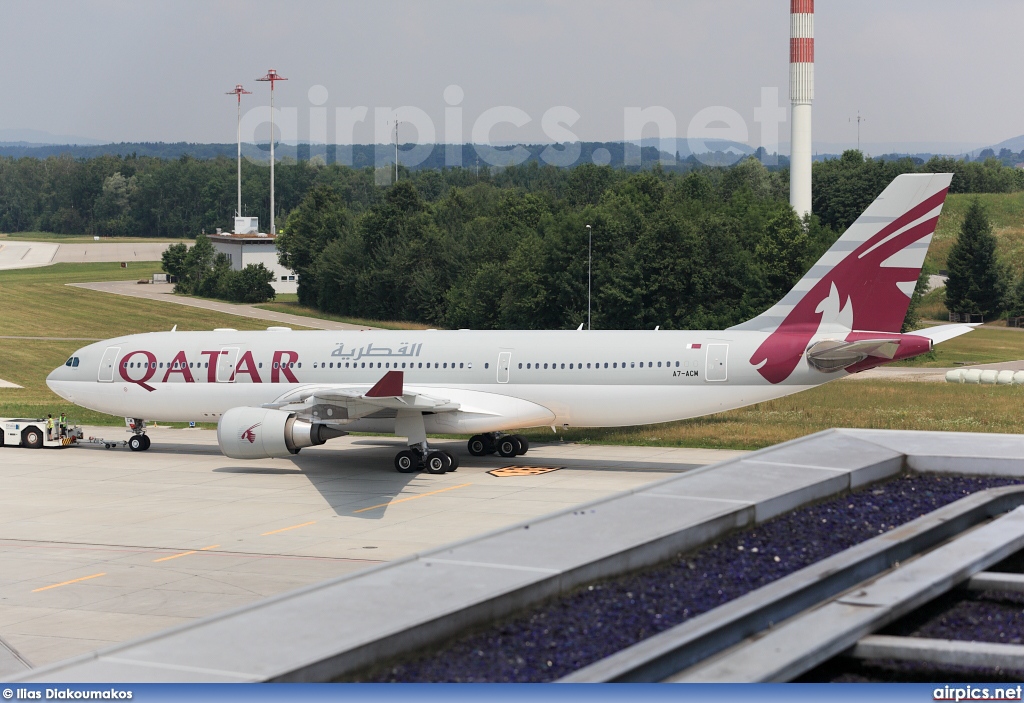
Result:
[226, 84, 251, 220]
[256, 69, 287, 234]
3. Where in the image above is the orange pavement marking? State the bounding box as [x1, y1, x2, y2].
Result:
[153, 544, 220, 562]
[32, 572, 106, 592]
[489, 466, 562, 477]
[153, 550, 197, 562]
[261, 521, 316, 536]
[354, 483, 472, 513]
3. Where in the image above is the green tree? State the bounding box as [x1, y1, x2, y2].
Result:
[754, 208, 808, 303]
[219, 263, 276, 303]
[944, 199, 1007, 319]
[174, 233, 215, 294]
[278, 184, 352, 305]
[160, 242, 189, 280]
[1006, 272, 1024, 318]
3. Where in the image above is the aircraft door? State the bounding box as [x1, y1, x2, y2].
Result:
[97, 346, 120, 382]
[497, 352, 511, 384]
[705, 344, 729, 382]
[217, 347, 239, 383]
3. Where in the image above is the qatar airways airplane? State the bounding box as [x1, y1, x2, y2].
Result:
[47, 173, 971, 474]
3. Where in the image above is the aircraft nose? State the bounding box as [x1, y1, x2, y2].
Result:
[47, 361, 73, 398]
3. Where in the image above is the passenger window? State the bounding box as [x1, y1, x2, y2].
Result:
[484, 363, 489, 369]
[658, 362, 662, 367]
[519, 363, 523, 369]
[631, 362, 635, 368]
[460, 363, 464, 369]
[419, 363, 423, 368]
[613, 363, 617, 368]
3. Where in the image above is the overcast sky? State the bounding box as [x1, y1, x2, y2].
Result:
[1, 0, 1021, 151]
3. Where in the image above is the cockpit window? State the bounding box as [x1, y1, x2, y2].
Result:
[72, 357, 80, 367]
[65, 358, 74, 367]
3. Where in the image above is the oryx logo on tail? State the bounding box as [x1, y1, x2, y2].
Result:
[731, 174, 954, 384]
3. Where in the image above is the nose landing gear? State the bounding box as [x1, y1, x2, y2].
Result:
[127, 418, 151, 452]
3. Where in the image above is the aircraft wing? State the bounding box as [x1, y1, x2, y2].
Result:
[262, 371, 460, 422]
[910, 323, 977, 345]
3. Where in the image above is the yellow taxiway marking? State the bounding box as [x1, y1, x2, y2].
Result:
[153, 545, 219, 562]
[261, 521, 316, 536]
[33, 572, 106, 592]
[153, 550, 196, 562]
[354, 483, 472, 514]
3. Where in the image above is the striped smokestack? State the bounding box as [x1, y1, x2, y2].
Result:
[790, 0, 813, 219]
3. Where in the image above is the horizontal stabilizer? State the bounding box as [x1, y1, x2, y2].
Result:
[910, 323, 977, 345]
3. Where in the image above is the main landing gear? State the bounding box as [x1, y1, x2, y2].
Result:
[394, 445, 460, 474]
[467, 433, 530, 458]
[392, 410, 460, 474]
[127, 418, 151, 452]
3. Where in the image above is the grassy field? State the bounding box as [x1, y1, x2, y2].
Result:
[516, 380, 1024, 451]
[0, 262, 294, 425]
[256, 298, 431, 330]
[930, 192, 1024, 277]
[0, 232, 187, 244]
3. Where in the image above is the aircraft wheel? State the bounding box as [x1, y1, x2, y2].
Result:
[141, 434, 152, 451]
[23, 429, 43, 449]
[395, 449, 419, 473]
[497, 436, 519, 458]
[128, 435, 145, 452]
[444, 451, 459, 472]
[467, 435, 489, 456]
[425, 451, 451, 474]
[513, 435, 529, 455]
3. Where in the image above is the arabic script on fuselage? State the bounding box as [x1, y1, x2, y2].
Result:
[331, 342, 423, 361]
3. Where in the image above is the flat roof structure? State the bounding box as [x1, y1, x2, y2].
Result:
[7, 428, 1024, 683]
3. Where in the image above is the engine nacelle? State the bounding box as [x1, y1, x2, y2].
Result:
[218, 407, 346, 459]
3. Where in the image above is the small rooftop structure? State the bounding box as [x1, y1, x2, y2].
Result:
[207, 217, 297, 294]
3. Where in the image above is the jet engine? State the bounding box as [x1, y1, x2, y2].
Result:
[218, 407, 346, 459]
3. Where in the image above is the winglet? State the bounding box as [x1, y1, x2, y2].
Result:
[365, 370, 404, 398]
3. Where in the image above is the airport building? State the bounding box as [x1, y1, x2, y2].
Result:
[209, 216, 298, 294]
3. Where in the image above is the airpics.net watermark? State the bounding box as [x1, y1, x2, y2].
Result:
[237, 84, 789, 182]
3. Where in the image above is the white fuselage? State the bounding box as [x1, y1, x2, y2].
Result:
[46, 328, 826, 434]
